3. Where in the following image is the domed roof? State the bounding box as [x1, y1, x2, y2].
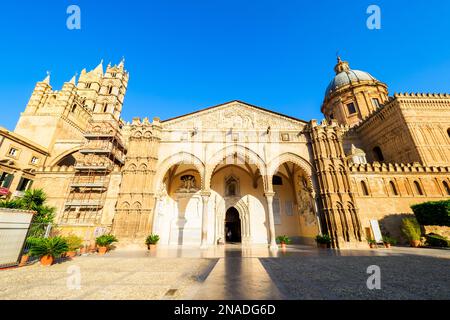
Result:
[325, 58, 379, 98]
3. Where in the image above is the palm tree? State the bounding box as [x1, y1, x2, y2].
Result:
[21, 189, 47, 211]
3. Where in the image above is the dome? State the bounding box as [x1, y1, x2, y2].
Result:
[324, 58, 379, 98]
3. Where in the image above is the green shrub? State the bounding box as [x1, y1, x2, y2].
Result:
[64, 234, 84, 251]
[145, 234, 160, 245]
[411, 200, 450, 227]
[401, 217, 422, 241]
[315, 234, 331, 244]
[276, 235, 291, 244]
[382, 236, 397, 245]
[95, 234, 118, 247]
[29, 237, 68, 258]
[425, 233, 450, 248]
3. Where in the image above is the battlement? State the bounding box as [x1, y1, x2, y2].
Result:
[36, 164, 122, 173]
[393, 92, 450, 98]
[309, 119, 351, 131]
[349, 162, 450, 174]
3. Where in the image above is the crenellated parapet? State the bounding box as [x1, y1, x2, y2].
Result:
[349, 162, 450, 174]
[36, 165, 76, 173]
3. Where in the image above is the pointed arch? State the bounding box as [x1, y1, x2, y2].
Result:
[49, 146, 83, 167]
[154, 152, 205, 192]
[205, 145, 267, 191]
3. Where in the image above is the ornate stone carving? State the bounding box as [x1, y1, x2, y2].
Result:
[163, 102, 305, 130]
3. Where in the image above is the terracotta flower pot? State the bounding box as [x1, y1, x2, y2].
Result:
[98, 246, 108, 255]
[280, 243, 287, 249]
[89, 245, 97, 253]
[40, 255, 54, 266]
[384, 243, 391, 249]
[66, 251, 76, 258]
[369, 243, 376, 249]
[79, 247, 86, 254]
[318, 243, 328, 249]
[410, 240, 421, 248]
[147, 244, 157, 250]
[19, 254, 29, 267]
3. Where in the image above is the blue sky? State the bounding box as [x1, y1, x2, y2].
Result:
[1, 0, 450, 130]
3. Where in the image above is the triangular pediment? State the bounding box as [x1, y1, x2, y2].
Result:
[162, 100, 307, 130]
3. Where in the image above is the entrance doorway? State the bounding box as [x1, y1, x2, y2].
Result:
[225, 207, 242, 243]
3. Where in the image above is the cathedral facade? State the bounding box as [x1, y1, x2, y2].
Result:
[2, 58, 449, 249]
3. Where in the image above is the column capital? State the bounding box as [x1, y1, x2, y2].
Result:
[200, 191, 211, 198]
[264, 192, 276, 198]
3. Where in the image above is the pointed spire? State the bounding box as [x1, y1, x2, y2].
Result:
[69, 73, 77, 85]
[42, 71, 50, 84]
[92, 59, 104, 75]
[118, 57, 125, 69]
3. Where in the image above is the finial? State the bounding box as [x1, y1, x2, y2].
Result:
[334, 55, 350, 74]
[42, 71, 51, 84]
[118, 56, 125, 67]
[69, 73, 77, 85]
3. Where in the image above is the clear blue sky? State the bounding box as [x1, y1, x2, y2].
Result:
[1, 0, 450, 130]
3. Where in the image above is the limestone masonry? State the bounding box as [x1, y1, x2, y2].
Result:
[1, 57, 449, 249]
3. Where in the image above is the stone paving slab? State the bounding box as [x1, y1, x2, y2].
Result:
[192, 258, 282, 300]
[260, 253, 450, 300]
[0, 245, 449, 300]
[0, 255, 216, 300]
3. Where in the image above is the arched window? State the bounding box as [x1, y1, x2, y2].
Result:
[442, 181, 450, 195]
[103, 103, 108, 113]
[225, 176, 239, 197]
[373, 146, 384, 162]
[360, 181, 369, 196]
[447, 128, 450, 139]
[389, 181, 398, 196]
[414, 181, 423, 195]
[108, 86, 113, 94]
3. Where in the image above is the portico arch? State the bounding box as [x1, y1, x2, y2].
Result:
[154, 152, 205, 193]
[267, 153, 314, 192]
[205, 145, 268, 191]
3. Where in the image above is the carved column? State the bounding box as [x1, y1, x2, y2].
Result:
[264, 192, 278, 250]
[200, 191, 210, 248]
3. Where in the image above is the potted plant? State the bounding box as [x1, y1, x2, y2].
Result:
[64, 234, 83, 258]
[19, 237, 39, 266]
[95, 234, 118, 255]
[145, 234, 160, 250]
[315, 234, 331, 249]
[401, 217, 422, 247]
[276, 235, 291, 249]
[367, 238, 377, 249]
[29, 237, 69, 266]
[382, 236, 397, 248]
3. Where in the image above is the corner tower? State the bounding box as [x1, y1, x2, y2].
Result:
[321, 57, 389, 127]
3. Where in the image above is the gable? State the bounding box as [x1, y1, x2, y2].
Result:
[162, 100, 307, 130]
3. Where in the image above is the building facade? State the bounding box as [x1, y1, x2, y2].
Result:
[3, 58, 449, 249]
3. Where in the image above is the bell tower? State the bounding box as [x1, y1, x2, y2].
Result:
[94, 59, 129, 121]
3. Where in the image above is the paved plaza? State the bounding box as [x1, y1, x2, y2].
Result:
[0, 245, 449, 300]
